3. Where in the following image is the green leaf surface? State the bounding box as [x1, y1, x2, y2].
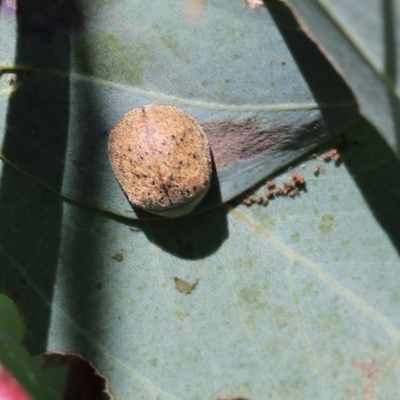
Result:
[1, 121, 400, 399]
[1, 2, 399, 400]
[286, 0, 400, 157]
[0, 0, 359, 219]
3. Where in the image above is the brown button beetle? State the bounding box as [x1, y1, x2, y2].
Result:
[108, 105, 212, 217]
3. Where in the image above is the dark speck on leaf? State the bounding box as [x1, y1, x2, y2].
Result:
[112, 253, 123, 262]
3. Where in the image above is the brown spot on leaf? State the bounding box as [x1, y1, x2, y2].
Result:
[266, 180, 275, 189]
[313, 165, 320, 175]
[203, 121, 291, 170]
[112, 253, 123, 262]
[345, 352, 395, 400]
[174, 277, 199, 295]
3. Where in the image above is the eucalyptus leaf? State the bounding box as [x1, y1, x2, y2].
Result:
[2, 2, 399, 400]
[0, 0, 359, 219]
[286, 0, 400, 157]
[1, 121, 400, 399]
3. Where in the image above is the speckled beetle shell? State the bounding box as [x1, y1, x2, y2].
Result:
[108, 105, 212, 217]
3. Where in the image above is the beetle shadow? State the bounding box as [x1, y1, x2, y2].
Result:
[137, 158, 229, 260]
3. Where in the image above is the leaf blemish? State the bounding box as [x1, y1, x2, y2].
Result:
[319, 214, 334, 234]
[203, 121, 293, 169]
[174, 277, 199, 295]
[112, 253, 123, 262]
